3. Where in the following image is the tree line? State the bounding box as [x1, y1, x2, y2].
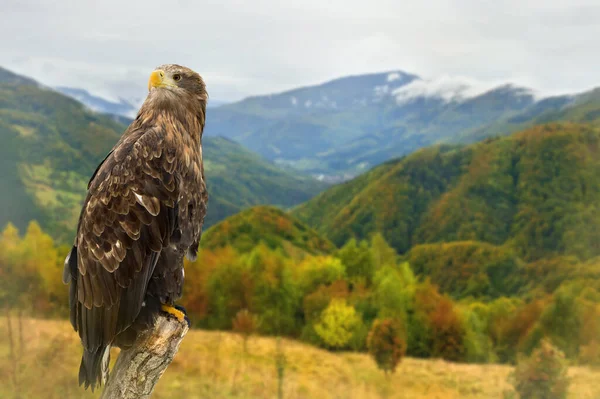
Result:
[3, 221, 600, 368]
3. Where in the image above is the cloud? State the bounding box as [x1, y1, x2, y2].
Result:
[0, 0, 599, 102]
[392, 76, 498, 103]
[392, 75, 543, 104]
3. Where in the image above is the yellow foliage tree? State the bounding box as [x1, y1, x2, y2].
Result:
[314, 299, 361, 349]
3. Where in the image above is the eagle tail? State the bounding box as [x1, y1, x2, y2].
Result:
[79, 345, 110, 391]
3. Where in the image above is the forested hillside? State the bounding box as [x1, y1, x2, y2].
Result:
[462, 89, 600, 143]
[200, 206, 335, 255]
[202, 139, 328, 227]
[294, 123, 600, 264]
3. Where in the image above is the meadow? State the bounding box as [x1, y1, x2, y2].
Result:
[2, 317, 600, 399]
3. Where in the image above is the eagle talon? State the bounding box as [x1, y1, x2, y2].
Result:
[174, 304, 188, 315]
[160, 304, 187, 324]
[174, 305, 191, 327]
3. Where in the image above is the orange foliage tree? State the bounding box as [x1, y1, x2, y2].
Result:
[367, 318, 406, 374]
[410, 281, 466, 361]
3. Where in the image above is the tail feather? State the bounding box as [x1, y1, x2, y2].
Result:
[79, 346, 110, 391]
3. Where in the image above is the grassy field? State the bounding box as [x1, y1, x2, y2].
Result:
[1, 317, 600, 399]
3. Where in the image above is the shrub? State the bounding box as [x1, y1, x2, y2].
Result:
[511, 339, 570, 399]
[367, 319, 406, 374]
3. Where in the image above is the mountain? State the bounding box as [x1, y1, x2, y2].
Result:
[55, 87, 137, 118]
[59, 70, 597, 181]
[293, 122, 600, 263]
[206, 99, 229, 108]
[203, 71, 590, 179]
[0, 66, 326, 242]
[204, 71, 418, 177]
[200, 205, 335, 255]
[461, 88, 600, 144]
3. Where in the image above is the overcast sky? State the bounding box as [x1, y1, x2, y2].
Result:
[1, 0, 599, 103]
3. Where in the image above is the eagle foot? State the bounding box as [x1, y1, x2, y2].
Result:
[160, 304, 190, 327]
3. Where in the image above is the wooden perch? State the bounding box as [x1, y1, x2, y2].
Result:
[100, 315, 189, 399]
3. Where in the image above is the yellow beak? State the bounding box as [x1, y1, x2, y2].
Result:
[148, 70, 166, 91]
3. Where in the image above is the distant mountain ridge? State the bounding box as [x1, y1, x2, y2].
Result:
[51, 69, 598, 181]
[202, 70, 595, 179]
[55, 87, 137, 118]
[0, 66, 326, 242]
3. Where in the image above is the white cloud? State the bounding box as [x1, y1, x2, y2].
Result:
[392, 75, 540, 104]
[0, 0, 598, 102]
[393, 76, 491, 103]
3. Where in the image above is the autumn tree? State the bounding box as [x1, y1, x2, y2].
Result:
[370, 233, 398, 271]
[373, 264, 414, 322]
[314, 299, 362, 349]
[409, 281, 466, 361]
[536, 283, 583, 359]
[511, 339, 570, 399]
[367, 318, 406, 375]
[181, 246, 240, 325]
[248, 244, 300, 335]
[337, 239, 374, 285]
[232, 309, 257, 353]
[302, 280, 350, 323]
[462, 302, 496, 363]
[0, 222, 65, 315]
[205, 251, 252, 329]
[430, 296, 466, 361]
[297, 256, 346, 295]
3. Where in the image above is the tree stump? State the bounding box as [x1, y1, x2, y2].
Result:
[100, 315, 189, 399]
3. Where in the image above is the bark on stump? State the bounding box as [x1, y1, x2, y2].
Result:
[100, 315, 189, 399]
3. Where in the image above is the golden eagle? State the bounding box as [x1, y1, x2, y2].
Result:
[62, 64, 208, 390]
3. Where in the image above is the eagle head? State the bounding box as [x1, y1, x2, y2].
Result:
[149, 64, 207, 98]
[142, 64, 208, 129]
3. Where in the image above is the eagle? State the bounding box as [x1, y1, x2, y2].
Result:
[62, 64, 208, 391]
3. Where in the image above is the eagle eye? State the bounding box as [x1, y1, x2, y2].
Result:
[173, 74, 182, 82]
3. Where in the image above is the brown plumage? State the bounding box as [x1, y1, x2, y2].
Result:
[63, 64, 208, 391]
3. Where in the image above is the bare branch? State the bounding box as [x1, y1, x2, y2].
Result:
[100, 315, 189, 399]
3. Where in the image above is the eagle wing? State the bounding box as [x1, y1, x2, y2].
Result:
[64, 126, 181, 355]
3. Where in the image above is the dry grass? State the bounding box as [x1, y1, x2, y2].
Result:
[1, 317, 600, 399]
